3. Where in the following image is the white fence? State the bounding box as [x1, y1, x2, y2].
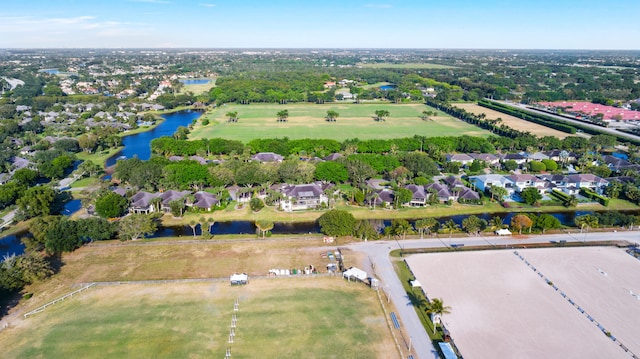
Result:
[23, 283, 96, 318]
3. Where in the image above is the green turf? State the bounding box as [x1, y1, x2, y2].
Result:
[190, 103, 490, 141]
[2, 280, 387, 359]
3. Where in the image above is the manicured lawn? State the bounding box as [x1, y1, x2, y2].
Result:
[69, 176, 100, 189]
[189, 103, 490, 142]
[2, 279, 393, 359]
[75, 148, 121, 167]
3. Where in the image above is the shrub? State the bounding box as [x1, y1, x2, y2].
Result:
[249, 197, 265, 212]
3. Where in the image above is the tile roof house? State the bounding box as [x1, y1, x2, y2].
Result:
[323, 153, 343, 161]
[468, 174, 515, 195]
[469, 153, 500, 166]
[192, 191, 219, 211]
[506, 174, 548, 193]
[565, 174, 608, 194]
[501, 153, 528, 165]
[424, 183, 453, 202]
[404, 184, 428, 206]
[158, 190, 192, 212]
[445, 153, 474, 166]
[278, 182, 330, 211]
[252, 152, 284, 163]
[367, 188, 395, 208]
[129, 191, 161, 213]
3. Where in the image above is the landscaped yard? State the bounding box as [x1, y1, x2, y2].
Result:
[189, 103, 490, 142]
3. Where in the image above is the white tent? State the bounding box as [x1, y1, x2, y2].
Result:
[343, 267, 368, 282]
[230, 273, 248, 285]
[410, 280, 422, 288]
[495, 228, 512, 236]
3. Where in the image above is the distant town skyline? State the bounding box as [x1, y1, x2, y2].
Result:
[1, 0, 639, 49]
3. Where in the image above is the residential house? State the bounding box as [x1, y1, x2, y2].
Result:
[565, 174, 609, 194]
[469, 153, 500, 167]
[525, 152, 550, 161]
[501, 153, 528, 166]
[278, 182, 330, 211]
[404, 184, 428, 206]
[424, 183, 454, 202]
[445, 153, 474, 166]
[252, 152, 284, 163]
[192, 191, 219, 211]
[367, 188, 395, 208]
[506, 174, 548, 193]
[323, 153, 343, 161]
[158, 190, 191, 212]
[468, 174, 515, 195]
[129, 191, 160, 213]
[545, 150, 577, 163]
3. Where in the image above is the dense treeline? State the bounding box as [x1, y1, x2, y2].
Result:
[209, 72, 329, 104]
[150, 135, 500, 158]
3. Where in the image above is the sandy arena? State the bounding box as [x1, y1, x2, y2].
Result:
[406, 247, 640, 359]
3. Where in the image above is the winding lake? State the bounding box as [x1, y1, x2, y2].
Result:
[105, 110, 203, 167]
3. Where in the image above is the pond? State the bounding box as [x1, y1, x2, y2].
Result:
[61, 199, 82, 217]
[105, 110, 203, 167]
[0, 233, 26, 258]
[179, 79, 210, 85]
[380, 85, 396, 91]
[155, 209, 634, 238]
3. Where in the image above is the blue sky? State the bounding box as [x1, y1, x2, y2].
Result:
[0, 0, 638, 49]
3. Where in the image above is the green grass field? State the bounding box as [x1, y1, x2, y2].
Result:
[2, 279, 394, 359]
[190, 103, 490, 141]
[179, 77, 217, 94]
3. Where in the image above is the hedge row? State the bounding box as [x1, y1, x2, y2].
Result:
[580, 188, 610, 206]
[550, 189, 571, 202]
[478, 100, 577, 134]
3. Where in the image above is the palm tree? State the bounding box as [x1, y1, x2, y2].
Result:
[565, 195, 578, 208]
[462, 215, 482, 236]
[391, 219, 413, 240]
[489, 216, 504, 231]
[443, 219, 460, 239]
[426, 298, 451, 334]
[255, 220, 274, 238]
[206, 217, 215, 235]
[188, 220, 198, 237]
[575, 214, 598, 234]
[415, 218, 438, 238]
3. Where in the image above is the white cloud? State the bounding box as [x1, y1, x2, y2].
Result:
[364, 4, 392, 8]
[200, 3, 216, 7]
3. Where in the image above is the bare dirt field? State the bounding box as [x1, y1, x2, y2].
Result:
[454, 103, 571, 138]
[406, 247, 639, 359]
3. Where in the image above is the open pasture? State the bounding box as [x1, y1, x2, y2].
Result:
[178, 77, 217, 94]
[454, 102, 572, 138]
[1, 278, 394, 359]
[406, 247, 640, 359]
[190, 103, 490, 141]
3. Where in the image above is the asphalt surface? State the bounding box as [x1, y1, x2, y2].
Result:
[347, 230, 640, 359]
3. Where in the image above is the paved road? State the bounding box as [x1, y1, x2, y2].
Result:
[347, 230, 639, 359]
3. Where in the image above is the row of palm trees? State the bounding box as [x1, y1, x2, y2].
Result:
[397, 216, 508, 240]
